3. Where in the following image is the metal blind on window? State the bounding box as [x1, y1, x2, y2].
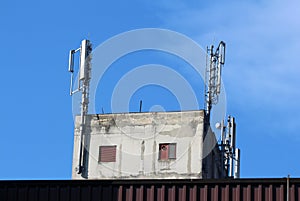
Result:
[168, 143, 176, 159]
[99, 146, 116, 162]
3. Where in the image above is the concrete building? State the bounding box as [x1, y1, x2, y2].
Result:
[72, 110, 225, 179]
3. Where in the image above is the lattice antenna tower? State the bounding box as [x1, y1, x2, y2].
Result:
[205, 42, 240, 178]
[205, 41, 225, 118]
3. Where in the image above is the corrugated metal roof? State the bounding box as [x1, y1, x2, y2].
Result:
[0, 178, 299, 201]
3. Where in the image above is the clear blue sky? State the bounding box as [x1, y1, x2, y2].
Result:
[1, 0, 300, 179]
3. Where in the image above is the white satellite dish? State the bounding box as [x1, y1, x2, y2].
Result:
[215, 122, 222, 129]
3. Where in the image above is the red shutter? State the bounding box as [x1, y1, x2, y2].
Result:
[99, 146, 116, 162]
[159, 144, 169, 160]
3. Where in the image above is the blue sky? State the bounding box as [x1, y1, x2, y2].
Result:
[1, 0, 300, 179]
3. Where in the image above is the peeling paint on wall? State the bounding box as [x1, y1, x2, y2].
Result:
[72, 110, 224, 179]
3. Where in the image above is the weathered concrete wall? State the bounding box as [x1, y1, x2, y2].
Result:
[72, 110, 221, 179]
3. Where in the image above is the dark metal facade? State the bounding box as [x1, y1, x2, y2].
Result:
[1, 178, 299, 201]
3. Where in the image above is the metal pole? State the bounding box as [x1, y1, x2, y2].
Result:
[139, 100, 142, 112]
[67, 40, 92, 175]
[234, 148, 240, 178]
[77, 40, 91, 175]
[287, 174, 290, 201]
[77, 84, 86, 174]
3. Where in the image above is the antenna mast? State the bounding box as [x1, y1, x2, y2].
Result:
[68, 39, 92, 175]
[204, 41, 240, 178]
[217, 115, 240, 178]
[205, 41, 225, 118]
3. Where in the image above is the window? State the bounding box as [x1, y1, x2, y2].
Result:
[99, 145, 117, 162]
[159, 143, 176, 160]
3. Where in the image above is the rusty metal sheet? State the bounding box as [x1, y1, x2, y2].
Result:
[0, 178, 299, 201]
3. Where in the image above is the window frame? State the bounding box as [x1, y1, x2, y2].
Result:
[158, 143, 177, 161]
